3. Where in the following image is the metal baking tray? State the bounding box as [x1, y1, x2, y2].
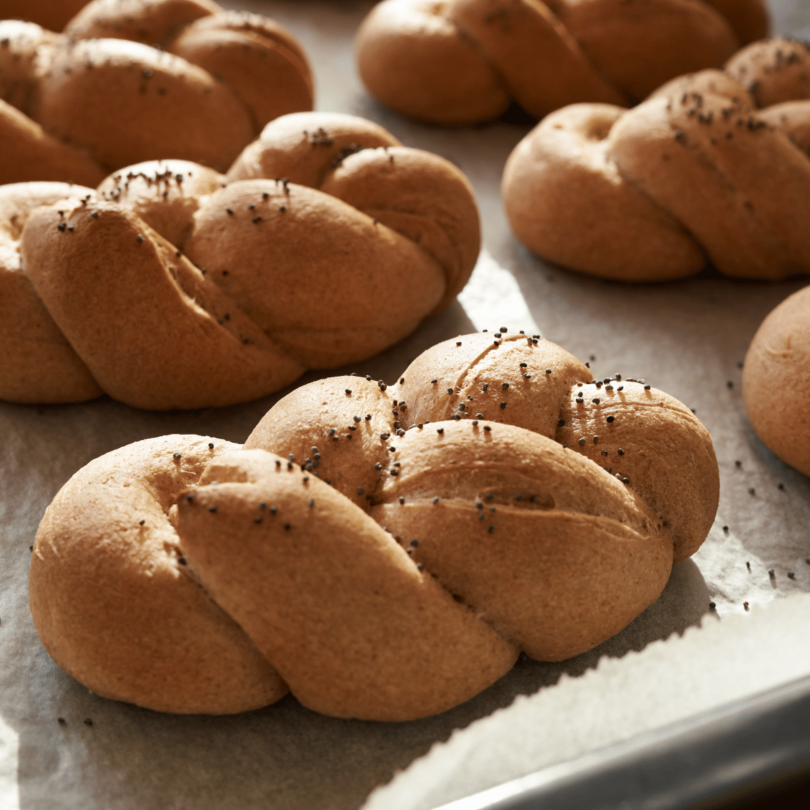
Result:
[435, 674, 810, 810]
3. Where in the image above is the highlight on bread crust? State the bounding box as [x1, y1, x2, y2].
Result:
[2, 112, 481, 409]
[354, 0, 769, 125]
[503, 37, 810, 281]
[29, 332, 720, 720]
[0, 0, 313, 183]
[743, 286, 810, 477]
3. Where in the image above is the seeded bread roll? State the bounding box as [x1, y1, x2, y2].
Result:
[0, 182, 102, 403]
[503, 36, 810, 281]
[0, 22, 107, 184]
[223, 112, 480, 320]
[66, 2, 314, 134]
[743, 286, 810, 477]
[30, 332, 719, 719]
[29, 435, 288, 714]
[34, 38, 255, 172]
[8, 113, 480, 408]
[355, 0, 768, 125]
[18, 160, 306, 409]
[725, 36, 810, 108]
[0, 1, 313, 183]
[249, 333, 718, 562]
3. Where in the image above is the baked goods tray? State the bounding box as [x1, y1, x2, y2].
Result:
[431, 671, 810, 810]
[3, 1, 810, 810]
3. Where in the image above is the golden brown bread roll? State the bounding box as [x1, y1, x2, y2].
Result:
[63, 0, 220, 42]
[0, 100, 107, 187]
[0, 182, 102, 403]
[29, 435, 288, 714]
[742, 286, 810, 477]
[5, 113, 480, 409]
[725, 36, 810, 108]
[503, 36, 810, 281]
[0, 1, 313, 183]
[355, 0, 768, 125]
[30, 333, 719, 719]
[0, 21, 106, 184]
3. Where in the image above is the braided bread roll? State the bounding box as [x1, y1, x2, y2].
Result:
[0, 182, 102, 402]
[0, 0, 313, 184]
[743, 286, 810, 477]
[355, 0, 768, 125]
[30, 333, 719, 720]
[4, 112, 480, 409]
[503, 37, 810, 281]
[0, 21, 106, 185]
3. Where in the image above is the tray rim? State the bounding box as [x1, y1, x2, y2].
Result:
[433, 672, 810, 810]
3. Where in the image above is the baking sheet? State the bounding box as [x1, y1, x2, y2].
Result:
[2, 1, 810, 808]
[397, 603, 810, 810]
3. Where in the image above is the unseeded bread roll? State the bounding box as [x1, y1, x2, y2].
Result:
[503, 37, 810, 281]
[743, 286, 810, 477]
[355, 0, 768, 125]
[5, 113, 480, 408]
[0, 1, 313, 182]
[30, 332, 720, 719]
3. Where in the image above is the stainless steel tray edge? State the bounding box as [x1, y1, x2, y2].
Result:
[435, 674, 810, 810]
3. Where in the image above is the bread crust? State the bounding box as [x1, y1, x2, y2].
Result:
[7, 114, 480, 408]
[64, 0, 220, 44]
[0, 182, 102, 403]
[33, 38, 255, 172]
[31, 333, 719, 718]
[355, 0, 768, 124]
[0, 2, 313, 182]
[502, 102, 705, 281]
[30, 435, 288, 714]
[503, 37, 810, 280]
[0, 100, 106, 187]
[726, 36, 810, 108]
[743, 286, 810, 476]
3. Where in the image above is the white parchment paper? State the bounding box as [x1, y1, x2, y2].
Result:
[2, 2, 810, 808]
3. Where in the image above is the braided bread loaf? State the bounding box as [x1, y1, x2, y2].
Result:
[503, 37, 810, 281]
[355, 0, 768, 125]
[30, 332, 719, 720]
[2, 112, 480, 409]
[743, 286, 810, 477]
[0, 0, 313, 184]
